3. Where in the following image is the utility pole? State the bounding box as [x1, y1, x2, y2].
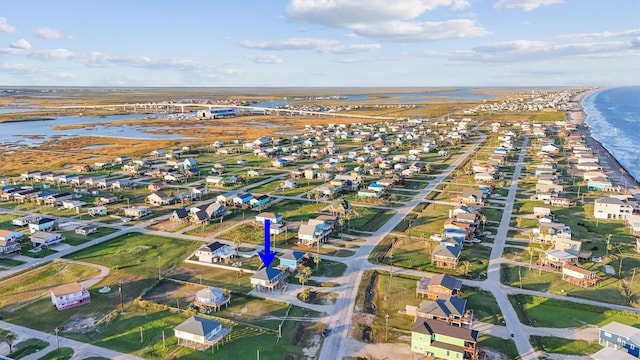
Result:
[385, 314, 389, 342]
[118, 280, 124, 313]
[157, 256, 162, 280]
[54, 327, 59, 350]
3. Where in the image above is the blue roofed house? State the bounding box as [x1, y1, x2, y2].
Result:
[183, 157, 197, 169]
[250, 194, 271, 210]
[174, 316, 231, 350]
[233, 193, 253, 207]
[250, 267, 287, 292]
[279, 251, 308, 271]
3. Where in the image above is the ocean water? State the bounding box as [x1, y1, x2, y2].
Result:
[583, 86, 640, 182]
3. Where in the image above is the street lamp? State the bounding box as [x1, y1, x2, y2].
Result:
[54, 327, 59, 350]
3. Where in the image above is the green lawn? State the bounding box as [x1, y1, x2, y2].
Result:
[60, 227, 119, 246]
[7, 338, 49, 359]
[530, 336, 602, 356]
[500, 263, 638, 307]
[0, 258, 25, 268]
[478, 334, 520, 360]
[508, 294, 640, 328]
[461, 286, 504, 325]
[348, 208, 396, 233]
[38, 347, 75, 360]
[314, 258, 347, 277]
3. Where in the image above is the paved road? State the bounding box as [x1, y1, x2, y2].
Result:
[319, 134, 488, 360]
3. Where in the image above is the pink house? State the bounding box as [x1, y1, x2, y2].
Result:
[50, 282, 91, 310]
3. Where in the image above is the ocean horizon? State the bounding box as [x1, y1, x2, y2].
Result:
[583, 86, 640, 183]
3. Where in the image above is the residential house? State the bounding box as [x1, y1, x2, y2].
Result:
[431, 245, 461, 269]
[12, 214, 41, 227]
[170, 208, 189, 224]
[195, 242, 234, 263]
[599, 322, 640, 358]
[62, 200, 86, 210]
[281, 179, 298, 189]
[411, 317, 480, 360]
[0, 239, 20, 255]
[75, 225, 97, 236]
[124, 206, 150, 219]
[31, 232, 65, 248]
[250, 194, 271, 209]
[250, 267, 287, 292]
[548, 197, 572, 207]
[255, 212, 283, 224]
[50, 282, 91, 310]
[190, 202, 226, 225]
[562, 264, 601, 288]
[146, 191, 173, 206]
[216, 191, 240, 205]
[535, 222, 572, 243]
[416, 274, 463, 300]
[594, 196, 634, 220]
[13, 189, 41, 203]
[28, 217, 57, 233]
[44, 192, 73, 207]
[233, 193, 253, 207]
[297, 216, 336, 246]
[174, 316, 229, 350]
[88, 206, 107, 217]
[95, 196, 118, 206]
[0, 230, 24, 243]
[456, 189, 484, 206]
[543, 249, 578, 269]
[406, 297, 473, 328]
[279, 251, 308, 271]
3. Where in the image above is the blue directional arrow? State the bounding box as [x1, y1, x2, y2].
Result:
[258, 219, 276, 268]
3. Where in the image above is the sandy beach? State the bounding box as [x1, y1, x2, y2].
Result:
[569, 89, 640, 191]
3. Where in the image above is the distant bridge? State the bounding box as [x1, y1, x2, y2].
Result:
[45, 103, 396, 121]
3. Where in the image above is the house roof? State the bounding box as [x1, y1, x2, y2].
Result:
[600, 322, 640, 344]
[174, 316, 221, 337]
[428, 274, 462, 291]
[257, 212, 281, 220]
[50, 282, 84, 297]
[418, 297, 467, 317]
[252, 267, 284, 281]
[595, 197, 626, 205]
[412, 317, 478, 342]
[172, 208, 189, 219]
[199, 241, 226, 253]
[432, 245, 461, 259]
[281, 251, 307, 262]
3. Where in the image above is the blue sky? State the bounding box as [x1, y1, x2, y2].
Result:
[1, 0, 638, 87]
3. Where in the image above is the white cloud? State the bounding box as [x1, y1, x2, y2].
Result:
[321, 44, 381, 54]
[351, 19, 490, 42]
[10, 39, 32, 50]
[241, 38, 339, 51]
[557, 29, 640, 40]
[0, 17, 16, 33]
[0, 62, 75, 79]
[494, 0, 563, 11]
[422, 38, 639, 64]
[246, 53, 284, 64]
[35, 26, 74, 39]
[0, 47, 75, 60]
[285, 0, 485, 42]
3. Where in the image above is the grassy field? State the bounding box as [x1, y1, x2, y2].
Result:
[478, 334, 520, 360]
[508, 294, 640, 328]
[7, 338, 49, 359]
[38, 347, 74, 360]
[0, 261, 100, 309]
[60, 227, 119, 246]
[500, 263, 639, 307]
[348, 208, 397, 233]
[530, 336, 602, 356]
[461, 286, 504, 325]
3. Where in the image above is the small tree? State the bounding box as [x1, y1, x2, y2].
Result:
[4, 332, 15, 353]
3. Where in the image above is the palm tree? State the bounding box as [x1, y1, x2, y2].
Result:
[481, 215, 487, 230]
[462, 261, 471, 277]
[313, 256, 321, 271]
[299, 272, 308, 288]
[4, 332, 15, 353]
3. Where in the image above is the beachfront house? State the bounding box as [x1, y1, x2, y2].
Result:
[279, 251, 308, 271]
[431, 245, 461, 269]
[594, 196, 634, 220]
[50, 282, 91, 310]
[297, 216, 336, 246]
[194, 241, 234, 264]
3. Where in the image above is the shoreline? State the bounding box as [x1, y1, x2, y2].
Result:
[569, 89, 640, 191]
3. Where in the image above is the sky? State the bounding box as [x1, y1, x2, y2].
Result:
[0, 0, 639, 87]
